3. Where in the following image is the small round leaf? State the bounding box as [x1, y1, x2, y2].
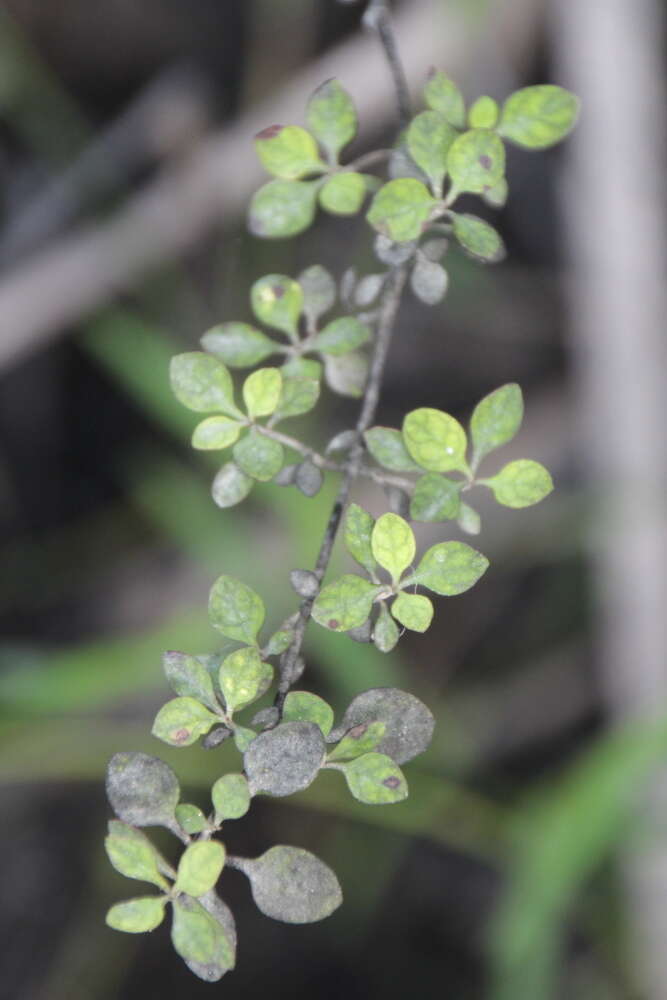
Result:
[235, 845, 342, 923]
[323, 351, 368, 398]
[255, 124, 325, 179]
[250, 275, 303, 339]
[311, 574, 380, 632]
[406, 110, 457, 194]
[313, 316, 370, 356]
[233, 429, 284, 482]
[481, 459, 553, 508]
[402, 407, 469, 474]
[319, 172, 366, 215]
[306, 78, 357, 160]
[371, 512, 415, 583]
[152, 697, 219, 748]
[201, 323, 277, 368]
[367, 178, 439, 243]
[364, 426, 419, 472]
[244, 721, 326, 796]
[373, 603, 400, 653]
[452, 213, 505, 263]
[175, 804, 208, 835]
[340, 752, 408, 804]
[391, 592, 434, 633]
[208, 575, 265, 645]
[283, 691, 334, 737]
[105, 821, 171, 890]
[298, 264, 336, 323]
[175, 841, 226, 897]
[447, 129, 505, 196]
[106, 752, 180, 829]
[212, 773, 251, 823]
[411, 541, 488, 596]
[242, 368, 283, 418]
[468, 95, 499, 129]
[192, 416, 242, 451]
[211, 462, 254, 509]
[498, 85, 579, 150]
[218, 646, 273, 713]
[248, 179, 319, 238]
[106, 896, 167, 934]
[410, 256, 449, 305]
[170, 353, 240, 417]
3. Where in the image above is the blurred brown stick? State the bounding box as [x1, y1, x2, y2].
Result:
[0, 0, 542, 370]
[554, 0, 667, 995]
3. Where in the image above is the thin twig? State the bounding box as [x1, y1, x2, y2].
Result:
[275, 264, 408, 713]
[362, 0, 411, 128]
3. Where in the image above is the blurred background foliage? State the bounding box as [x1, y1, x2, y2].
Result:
[0, 1, 666, 998]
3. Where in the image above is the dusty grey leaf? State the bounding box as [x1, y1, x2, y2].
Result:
[298, 264, 336, 324]
[273, 463, 298, 486]
[325, 429, 357, 455]
[290, 569, 320, 599]
[234, 846, 342, 924]
[420, 237, 448, 261]
[106, 752, 180, 829]
[202, 725, 232, 749]
[243, 721, 325, 796]
[374, 233, 417, 266]
[410, 256, 448, 305]
[354, 273, 385, 307]
[346, 620, 373, 643]
[339, 267, 357, 306]
[334, 688, 435, 764]
[251, 706, 281, 730]
[295, 460, 323, 497]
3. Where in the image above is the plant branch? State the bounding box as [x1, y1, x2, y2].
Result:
[362, 0, 411, 128]
[274, 263, 408, 713]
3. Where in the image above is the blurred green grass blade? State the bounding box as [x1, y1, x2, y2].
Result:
[489, 716, 667, 1000]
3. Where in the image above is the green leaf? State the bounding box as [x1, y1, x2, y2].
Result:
[175, 841, 226, 897]
[248, 179, 319, 238]
[162, 651, 218, 713]
[235, 845, 342, 924]
[457, 502, 481, 535]
[371, 512, 415, 583]
[255, 124, 325, 179]
[152, 697, 219, 747]
[446, 129, 505, 196]
[211, 773, 251, 823]
[339, 752, 408, 804]
[364, 426, 419, 472]
[306, 78, 357, 161]
[250, 275, 303, 340]
[244, 721, 326, 796]
[171, 895, 235, 982]
[410, 540, 488, 596]
[273, 375, 320, 422]
[328, 720, 386, 762]
[170, 353, 240, 417]
[498, 85, 579, 150]
[191, 415, 242, 451]
[241, 368, 282, 419]
[481, 459, 553, 508]
[337, 688, 434, 764]
[470, 383, 523, 467]
[283, 690, 334, 737]
[211, 462, 254, 509]
[233, 429, 284, 481]
[233, 726, 256, 753]
[319, 172, 366, 215]
[402, 407, 469, 474]
[201, 323, 277, 368]
[106, 896, 167, 934]
[323, 351, 368, 398]
[452, 213, 505, 263]
[367, 178, 439, 242]
[298, 264, 336, 323]
[106, 752, 180, 829]
[391, 592, 433, 632]
[410, 256, 449, 305]
[175, 804, 208, 834]
[468, 95, 499, 129]
[373, 603, 400, 653]
[312, 574, 380, 632]
[344, 503, 377, 575]
[482, 176, 508, 208]
[105, 821, 171, 890]
[218, 646, 273, 713]
[423, 70, 465, 128]
[406, 110, 457, 194]
[264, 628, 293, 656]
[313, 316, 370, 356]
[208, 575, 265, 645]
[410, 472, 461, 522]
[281, 356, 322, 380]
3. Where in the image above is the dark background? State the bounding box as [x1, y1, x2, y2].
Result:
[1, 2, 666, 998]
